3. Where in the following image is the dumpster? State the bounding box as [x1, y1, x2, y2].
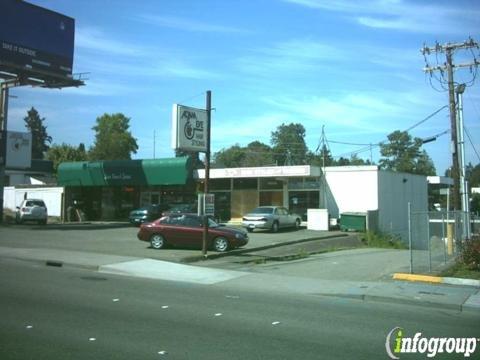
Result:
[340, 212, 367, 232]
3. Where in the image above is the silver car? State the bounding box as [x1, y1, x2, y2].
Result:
[242, 206, 301, 233]
[16, 199, 48, 225]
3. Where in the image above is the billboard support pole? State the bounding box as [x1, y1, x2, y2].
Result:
[202, 90, 212, 257]
[0, 84, 9, 224]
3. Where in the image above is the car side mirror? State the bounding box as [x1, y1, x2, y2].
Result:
[16, 206, 20, 210]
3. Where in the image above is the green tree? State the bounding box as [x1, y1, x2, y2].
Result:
[175, 149, 204, 169]
[307, 145, 334, 167]
[46, 143, 88, 174]
[379, 130, 436, 175]
[271, 123, 308, 165]
[212, 144, 245, 168]
[243, 141, 274, 167]
[89, 113, 138, 160]
[466, 163, 480, 188]
[24, 107, 52, 159]
[471, 193, 480, 214]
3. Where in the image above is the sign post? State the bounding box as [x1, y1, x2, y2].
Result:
[172, 90, 211, 256]
[202, 91, 212, 256]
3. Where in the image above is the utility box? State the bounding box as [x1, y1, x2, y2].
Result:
[307, 209, 329, 231]
[340, 212, 367, 232]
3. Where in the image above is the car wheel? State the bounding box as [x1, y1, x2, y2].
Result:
[213, 237, 229, 252]
[271, 221, 279, 233]
[295, 219, 301, 230]
[247, 228, 253, 233]
[15, 215, 22, 224]
[150, 234, 166, 249]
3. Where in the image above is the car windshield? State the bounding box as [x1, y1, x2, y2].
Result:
[250, 207, 274, 214]
[208, 218, 220, 228]
[25, 200, 45, 207]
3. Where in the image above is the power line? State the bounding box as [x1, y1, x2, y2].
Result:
[422, 37, 479, 210]
[464, 126, 480, 163]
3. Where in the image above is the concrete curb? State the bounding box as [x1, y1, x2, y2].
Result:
[180, 233, 349, 263]
[393, 273, 480, 287]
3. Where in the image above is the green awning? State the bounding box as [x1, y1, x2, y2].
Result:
[58, 157, 192, 186]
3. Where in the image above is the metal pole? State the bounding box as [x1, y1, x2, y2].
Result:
[442, 213, 447, 264]
[202, 90, 211, 257]
[408, 202, 413, 274]
[456, 88, 471, 239]
[427, 211, 432, 273]
[0, 84, 9, 224]
[446, 50, 461, 211]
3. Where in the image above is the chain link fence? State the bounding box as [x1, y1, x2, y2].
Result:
[408, 205, 473, 274]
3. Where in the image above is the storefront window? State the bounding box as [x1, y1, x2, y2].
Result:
[233, 178, 258, 190]
[288, 177, 304, 190]
[260, 178, 283, 190]
[304, 177, 321, 189]
[289, 191, 320, 221]
[210, 179, 231, 191]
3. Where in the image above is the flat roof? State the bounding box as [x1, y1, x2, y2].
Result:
[427, 176, 454, 186]
[195, 165, 321, 179]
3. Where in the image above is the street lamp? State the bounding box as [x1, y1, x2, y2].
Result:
[455, 83, 470, 239]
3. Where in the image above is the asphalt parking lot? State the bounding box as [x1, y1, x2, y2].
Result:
[0, 222, 353, 263]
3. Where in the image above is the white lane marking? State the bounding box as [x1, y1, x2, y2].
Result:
[162, 305, 169, 309]
[26, 325, 33, 329]
[214, 313, 223, 317]
[89, 338, 96, 341]
[158, 350, 168, 355]
[112, 298, 120, 302]
[272, 321, 281, 325]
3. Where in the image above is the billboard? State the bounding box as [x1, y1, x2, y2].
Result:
[0, 0, 75, 77]
[6, 131, 32, 169]
[171, 104, 208, 152]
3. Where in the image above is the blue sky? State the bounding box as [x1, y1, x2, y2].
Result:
[7, 0, 480, 174]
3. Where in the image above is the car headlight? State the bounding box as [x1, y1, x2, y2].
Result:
[235, 233, 244, 239]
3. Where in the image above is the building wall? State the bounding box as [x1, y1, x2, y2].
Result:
[324, 166, 379, 218]
[3, 186, 64, 217]
[377, 171, 428, 241]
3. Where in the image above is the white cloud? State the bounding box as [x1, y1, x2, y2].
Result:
[75, 27, 149, 57]
[284, 0, 480, 34]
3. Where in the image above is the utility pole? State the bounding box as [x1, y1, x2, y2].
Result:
[0, 83, 10, 224]
[316, 126, 329, 210]
[202, 90, 211, 257]
[421, 38, 479, 211]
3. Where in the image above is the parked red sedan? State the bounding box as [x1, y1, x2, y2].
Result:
[137, 214, 249, 252]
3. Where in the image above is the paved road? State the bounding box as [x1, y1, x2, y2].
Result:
[1, 258, 479, 360]
[0, 223, 348, 263]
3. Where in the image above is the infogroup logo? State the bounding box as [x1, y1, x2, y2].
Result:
[385, 327, 479, 359]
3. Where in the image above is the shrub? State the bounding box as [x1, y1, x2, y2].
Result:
[459, 235, 480, 271]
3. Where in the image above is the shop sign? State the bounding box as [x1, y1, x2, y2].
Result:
[171, 104, 208, 152]
[198, 193, 215, 216]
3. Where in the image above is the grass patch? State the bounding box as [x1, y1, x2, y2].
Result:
[360, 231, 407, 249]
[440, 262, 480, 280]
